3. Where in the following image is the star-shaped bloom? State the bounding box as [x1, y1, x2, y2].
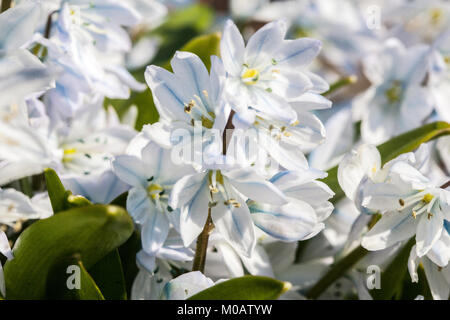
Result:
[169, 162, 287, 258]
[112, 141, 195, 255]
[220, 19, 324, 125]
[356, 38, 434, 144]
[360, 160, 450, 257]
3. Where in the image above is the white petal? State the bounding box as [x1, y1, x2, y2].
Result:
[220, 20, 245, 76]
[239, 245, 274, 277]
[144, 65, 189, 122]
[362, 210, 418, 251]
[0, 1, 41, 50]
[275, 38, 322, 69]
[416, 208, 443, 257]
[215, 241, 245, 277]
[126, 188, 152, 224]
[169, 172, 207, 209]
[337, 144, 381, 201]
[249, 200, 318, 241]
[142, 211, 170, 255]
[224, 168, 287, 205]
[112, 155, 149, 188]
[212, 191, 256, 258]
[171, 51, 212, 111]
[423, 258, 450, 300]
[0, 230, 12, 260]
[161, 271, 214, 300]
[408, 244, 420, 283]
[178, 176, 210, 247]
[245, 20, 286, 66]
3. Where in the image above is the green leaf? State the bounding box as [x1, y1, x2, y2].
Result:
[46, 254, 105, 300]
[89, 249, 127, 300]
[323, 121, 450, 203]
[3, 204, 134, 299]
[44, 168, 92, 213]
[370, 238, 415, 300]
[188, 276, 290, 300]
[163, 32, 221, 72]
[397, 264, 433, 300]
[117, 231, 141, 298]
[44, 168, 68, 213]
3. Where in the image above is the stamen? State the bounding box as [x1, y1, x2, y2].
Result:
[184, 100, 195, 113]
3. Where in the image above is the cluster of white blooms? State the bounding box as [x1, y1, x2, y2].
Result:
[0, 0, 449, 301]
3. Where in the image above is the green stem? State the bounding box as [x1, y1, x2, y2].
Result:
[324, 75, 357, 96]
[191, 111, 235, 273]
[305, 214, 380, 299]
[191, 207, 213, 272]
[19, 178, 33, 198]
[1, 0, 11, 13]
[306, 245, 368, 299]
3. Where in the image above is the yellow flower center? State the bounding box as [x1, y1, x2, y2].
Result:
[242, 68, 260, 85]
[62, 148, 77, 162]
[147, 183, 164, 200]
[385, 81, 402, 103]
[430, 8, 443, 25]
[422, 193, 434, 204]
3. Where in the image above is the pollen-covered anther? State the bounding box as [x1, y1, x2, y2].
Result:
[399, 199, 405, 206]
[412, 211, 417, 219]
[184, 100, 195, 113]
[224, 198, 241, 208]
[422, 193, 434, 204]
[209, 185, 219, 193]
[208, 201, 218, 208]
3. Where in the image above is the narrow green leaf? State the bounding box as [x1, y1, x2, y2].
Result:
[44, 168, 67, 213]
[323, 121, 450, 203]
[370, 238, 415, 300]
[117, 231, 141, 298]
[188, 276, 290, 300]
[89, 249, 127, 300]
[4, 204, 134, 299]
[44, 168, 92, 213]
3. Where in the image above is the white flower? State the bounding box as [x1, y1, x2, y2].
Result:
[360, 160, 450, 257]
[408, 229, 450, 300]
[220, 19, 323, 125]
[357, 38, 434, 144]
[112, 141, 195, 255]
[61, 170, 129, 204]
[169, 165, 287, 258]
[145, 51, 229, 131]
[0, 188, 52, 226]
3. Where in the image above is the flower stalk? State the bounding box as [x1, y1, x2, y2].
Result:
[1, 0, 11, 13]
[191, 110, 235, 273]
